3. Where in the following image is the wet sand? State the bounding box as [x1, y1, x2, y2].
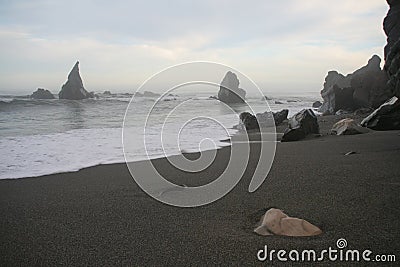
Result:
[1, 115, 400, 265]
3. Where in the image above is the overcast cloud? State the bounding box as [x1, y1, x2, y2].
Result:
[0, 0, 389, 94]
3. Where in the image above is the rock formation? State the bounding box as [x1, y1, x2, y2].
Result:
[30, 88, 55, 99]
[281, 109, 319, 142]
[361, 96, 400, 130]
[384, 0, 400, 99]
[318, 55, 388, 114]
[218, 71, 246, 103]
[59, 61, 93, 100]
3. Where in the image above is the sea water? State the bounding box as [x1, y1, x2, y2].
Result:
[0, 91, 320, 179]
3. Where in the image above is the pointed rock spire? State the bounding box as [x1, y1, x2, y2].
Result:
[59, 61, 92, 100]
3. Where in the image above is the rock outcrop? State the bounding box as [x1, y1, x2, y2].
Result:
[361, 96, 400, 130]
[30, 88, 55, 99]
[384, 0, 400, 99]
[59, 61, 92, 100]
[318, 56, 389, 114]
[218, 71, 246, 103]
[281, 109, 319, 142]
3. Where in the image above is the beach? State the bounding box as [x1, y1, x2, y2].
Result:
[1, 115, 399, 266]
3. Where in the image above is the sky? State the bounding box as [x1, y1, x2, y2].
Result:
[0, 0, 389, 94]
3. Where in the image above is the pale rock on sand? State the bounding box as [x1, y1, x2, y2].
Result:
[331, 118, 369, 135]
[254, 208, 322, 237]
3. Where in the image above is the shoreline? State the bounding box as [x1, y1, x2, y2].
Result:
[1, 114, 400, 265]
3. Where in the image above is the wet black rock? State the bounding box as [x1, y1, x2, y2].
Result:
[239, 112, 259, 131]
[281, 109, 319, 142]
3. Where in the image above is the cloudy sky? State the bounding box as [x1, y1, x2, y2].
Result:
[0, 0, 389, 94]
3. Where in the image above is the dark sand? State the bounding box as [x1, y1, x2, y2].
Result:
[1, 115, 400, 266]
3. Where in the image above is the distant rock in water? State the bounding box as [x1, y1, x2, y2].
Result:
[318, 55, 389, 114]
[281, 109, 319, 142]
[59, 61, 93, 100]
[134, 91, 161, 98]
[218, 71, 246, 103]
[30, 88, 54, 99]
[143, 91, 160, 97]
[103, 90, 112, 95]
[384, 0, 400, 99]
[361, 96, 400, 130]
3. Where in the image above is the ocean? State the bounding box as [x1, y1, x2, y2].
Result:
[0, 91, 320, 179]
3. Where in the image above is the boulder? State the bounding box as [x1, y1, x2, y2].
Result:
[256, 109, 288, 127]
[273, 109, 289, 126]
[218, 71, 246, 103]
[281, 109, 319, 142]
[30, 88, 54, 99]
[59, 61, 92, 100]
[312, 101, 322, 108]
[361, 96, 400, 130]
[239, 112, 259, 131]
[331, 118, 368, 135]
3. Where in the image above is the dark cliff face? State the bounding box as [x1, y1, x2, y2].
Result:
[383, 0, 400, 98]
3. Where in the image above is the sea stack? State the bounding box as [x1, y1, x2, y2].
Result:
[59, 61, 93, 100]
[218, 71, 246, 103]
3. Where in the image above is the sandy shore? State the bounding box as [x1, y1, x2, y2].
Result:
[1, 115, 400, 265]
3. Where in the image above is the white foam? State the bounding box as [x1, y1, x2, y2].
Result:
[0, 125, 234, 179]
